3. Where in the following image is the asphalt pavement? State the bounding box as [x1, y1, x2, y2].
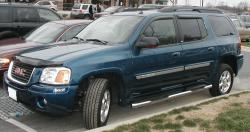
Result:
[0, 50, 249, 132]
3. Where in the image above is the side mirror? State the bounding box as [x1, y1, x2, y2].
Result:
[135, 37, 159, 48]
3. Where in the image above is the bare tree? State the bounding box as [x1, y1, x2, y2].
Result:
[238, 1, 248, 11]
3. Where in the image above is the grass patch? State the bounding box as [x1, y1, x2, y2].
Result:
[149, 114, 167, 123]
[169, 106, 200, 115]
[191, 118, 211, 129]
[164, 123, 182, 129]
[216, 107, 250, 131]
[131, 122, 150, 132]
[175, 115, 185, 120]
[242, 42, 250, 47]
[230, 102, 242, 107]
[183, 119, 197, 127]
[169, 129, 182, 132]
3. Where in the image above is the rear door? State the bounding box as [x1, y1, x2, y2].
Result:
[13, 7, 40, 36]
[177, 16, 216, 87]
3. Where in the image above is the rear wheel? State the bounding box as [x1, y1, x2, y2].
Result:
[209, 64, 234, 96]
[82, 78, 111, 129]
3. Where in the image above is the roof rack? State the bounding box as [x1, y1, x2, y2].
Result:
[159, 6, 224, 14]
[122, 8, 156, 12]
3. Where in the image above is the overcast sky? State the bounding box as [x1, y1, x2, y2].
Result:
[176, 0, 249, 7]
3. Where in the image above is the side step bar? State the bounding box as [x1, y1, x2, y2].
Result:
[132, 84, 212, 108]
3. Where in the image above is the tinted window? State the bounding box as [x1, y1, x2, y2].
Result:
[178, 18, 207, 42]
[15, 7, 39, 22]
[43, 1, 50, 5]
[81, 5, 89, 10]
[72, 4, 81, 9]
[0, 7, 11, 23]
[208, 16, 235, 37]
[60, 25, 87, 41]
[38, 9, 60, 22]
[143, 19, 176, 45]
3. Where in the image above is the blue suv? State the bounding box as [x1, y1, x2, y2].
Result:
[3, 7, 244, 129]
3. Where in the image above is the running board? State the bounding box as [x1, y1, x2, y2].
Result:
[132, 84, 212, 108]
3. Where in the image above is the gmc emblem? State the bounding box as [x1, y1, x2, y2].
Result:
[14, 67, 26, 76]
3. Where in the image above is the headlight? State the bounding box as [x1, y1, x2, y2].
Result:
[40, 67, 71, 85]
[0, 58, 10, 69]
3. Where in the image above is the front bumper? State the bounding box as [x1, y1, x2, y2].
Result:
[3, 72, 78, 115]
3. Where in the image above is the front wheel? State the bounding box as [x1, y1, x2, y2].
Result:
[82, 78, 111, 129]
[209, 64, 234, 96]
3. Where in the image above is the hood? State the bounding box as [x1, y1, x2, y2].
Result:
[0, 41, 41, 58]
[19, 42, 112, 63]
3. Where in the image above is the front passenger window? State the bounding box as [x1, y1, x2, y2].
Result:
[143, 19, 177, 45]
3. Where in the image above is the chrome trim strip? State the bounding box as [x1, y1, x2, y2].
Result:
[185, 61, 212, 70]
[136, 66, 184, 80]
[168, 91, 192, 98]
[204, 84, 212, 89]
[7, 61, 35, 86]
[132, 101, 151, 108]
[132, 84, 212, 108]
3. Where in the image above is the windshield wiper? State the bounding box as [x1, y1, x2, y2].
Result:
[73, 36, 85, 42]
[86, 39, 108, 45]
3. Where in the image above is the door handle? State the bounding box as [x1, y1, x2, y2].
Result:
[208, 47, 215, 52]
[172, 52, 181, 57]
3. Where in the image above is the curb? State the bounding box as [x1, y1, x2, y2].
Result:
[84, 90, 250, 132]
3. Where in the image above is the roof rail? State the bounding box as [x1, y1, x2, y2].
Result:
[159, 6, 224, 14]
[122, 8, 156, 12]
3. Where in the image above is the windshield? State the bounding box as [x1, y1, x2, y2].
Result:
[76, 16, 143, 44]
[26, 22, 67, 44]
[104, 6, 120, 12]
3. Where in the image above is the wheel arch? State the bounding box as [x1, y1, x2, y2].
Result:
[219, 54, 238, 75]
[78, 68, 127, 105]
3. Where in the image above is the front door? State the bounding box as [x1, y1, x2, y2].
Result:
[177, 16, 216, 87]
[131, 17, 184, 100]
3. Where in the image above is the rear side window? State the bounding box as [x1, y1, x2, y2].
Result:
[178, 18, 207, 42]
[15, 7, 39, 22]
[81, 5, 89, 10]
[0, 7, 11, 23]
[72, 4, 81, 9]
[208, 16, 235, 37]
[38, 9, 61, 22]
[143, 19, 177, 45]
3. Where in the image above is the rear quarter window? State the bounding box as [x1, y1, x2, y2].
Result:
[208, 16, 236, 37]
[0, 7, 11, 23]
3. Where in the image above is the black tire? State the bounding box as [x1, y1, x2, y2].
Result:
[209, 64, 234, 97]
[82, 78, 111, 129]
[83, 15, 91, 20]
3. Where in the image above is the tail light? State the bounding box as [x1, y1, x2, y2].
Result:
[79, 10, 84, 13]
[238, 36, 242, 54]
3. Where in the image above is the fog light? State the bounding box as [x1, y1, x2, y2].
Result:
[43, 99, 47, 105]
[36, 97, 47, 109]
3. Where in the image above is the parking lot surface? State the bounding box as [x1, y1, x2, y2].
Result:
[0, 50, 249, 132]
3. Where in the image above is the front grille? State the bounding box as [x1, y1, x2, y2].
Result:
[10, 61, 34, 84]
